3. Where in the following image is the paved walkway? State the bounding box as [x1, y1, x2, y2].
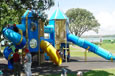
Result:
[0, 57, 115, 76]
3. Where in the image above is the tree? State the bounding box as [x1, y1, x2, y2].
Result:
[66, 8, 100, 37]
[0, 0, 54, 41]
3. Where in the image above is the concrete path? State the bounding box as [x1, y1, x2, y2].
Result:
[0, 57, 115, 75]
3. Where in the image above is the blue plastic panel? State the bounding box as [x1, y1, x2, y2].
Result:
[28, 19, 39, 52]
[44, 25, 54, 33]
[16, 24, 26, 32]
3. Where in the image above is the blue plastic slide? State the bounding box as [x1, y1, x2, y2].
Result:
[2, 25, 26, 69]
[2, 27, 26, 49]
[3, 47, 13, 69]
[67, 34, 115, 60]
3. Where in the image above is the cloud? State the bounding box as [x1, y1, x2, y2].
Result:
[84, 11, 115, 35]
[96, 11, 115, 35]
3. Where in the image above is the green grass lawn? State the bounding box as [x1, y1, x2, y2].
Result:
[100, 43, 115, 52]
[70, 51, 100, 57]
[70, 43, 115, 57]
[39, 68, 115, 76]
[84, 68, 115, 76]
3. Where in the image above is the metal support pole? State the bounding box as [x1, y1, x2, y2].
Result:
[38, 20, 40, 66]
[111, 57, 113, 62]
[85, 46, 90, 62]
[25, 12, 29, 48]
[65, 43, 67, 62]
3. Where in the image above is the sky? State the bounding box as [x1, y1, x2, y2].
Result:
[46, 0, 115, 36]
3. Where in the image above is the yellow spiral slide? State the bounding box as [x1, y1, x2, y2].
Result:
[40, 40, 62, 66]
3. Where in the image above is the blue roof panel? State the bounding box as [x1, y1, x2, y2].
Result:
[22, 10, 30, 18]
[50, 10, 57, 20]
[50, 8, 68, 20]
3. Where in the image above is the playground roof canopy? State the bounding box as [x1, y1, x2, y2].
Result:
[22, 10, 41, 18]
[49, 8, 68, 20]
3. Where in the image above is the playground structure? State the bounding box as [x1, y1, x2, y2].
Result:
[2, 8, 115, 69]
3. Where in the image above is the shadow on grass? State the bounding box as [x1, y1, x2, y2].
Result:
[84, 70, 115, 76]
[1, 56, 114, 76]
[0, 64, 14, 76]
[31, 57, 115, 76]
[1, 61, 114, 76]
[43, 70, 115, 76]
[31, 61, 69, 75]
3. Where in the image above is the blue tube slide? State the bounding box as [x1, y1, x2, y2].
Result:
[3, 25, 26, 69]
[67, 34, 115, 60]
[3, 46, 13, 69]
[16, 24, 26, 32]
[2, 27, 26, 49]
